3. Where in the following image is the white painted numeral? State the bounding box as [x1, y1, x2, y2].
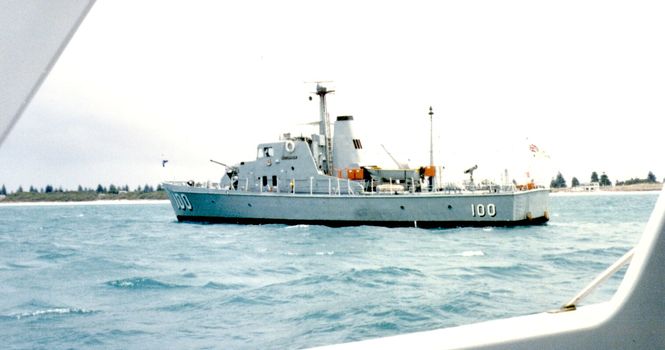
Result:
[182, 194, 193, 210]
[174, 194, 184, 209]
[476, 204, 485, 217]
[472, 203, 496, 217]
[175, 194, 193, 211]
[487, 203, 496, 217]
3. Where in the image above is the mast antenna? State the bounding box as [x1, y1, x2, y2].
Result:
[429, 106, 434, 166]
[313, 83, 335, 175]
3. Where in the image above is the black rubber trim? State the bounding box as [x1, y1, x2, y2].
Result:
[175, 215, 549, 228]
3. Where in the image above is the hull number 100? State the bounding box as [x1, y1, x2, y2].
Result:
[471, 203, 496, 217]
[174, 193, 193, 211]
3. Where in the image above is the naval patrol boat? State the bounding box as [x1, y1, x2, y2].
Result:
[163, 84, 549, 227]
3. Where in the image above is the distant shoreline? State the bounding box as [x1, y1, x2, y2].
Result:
[551, 183, 662, 194]
[0, 190, 168, 204]
[0, 199, 169, 207]
[551, 190, 660, 197]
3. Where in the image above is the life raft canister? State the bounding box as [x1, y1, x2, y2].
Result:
[285, 140, 295, 153]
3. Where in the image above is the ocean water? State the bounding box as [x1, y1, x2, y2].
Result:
[0, 192, 658, 349]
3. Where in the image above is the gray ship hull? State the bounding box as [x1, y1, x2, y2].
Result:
[164, 183, 549, 228]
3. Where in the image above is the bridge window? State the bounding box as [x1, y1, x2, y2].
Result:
[258, 146, 274, 158]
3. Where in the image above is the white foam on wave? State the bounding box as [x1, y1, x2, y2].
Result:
[460, 250, 485, 257]
[113, 280, 137, 288]
[315, 251, 335, 256]
[11, 308, 94, 320]
[285, 224, 310, 229]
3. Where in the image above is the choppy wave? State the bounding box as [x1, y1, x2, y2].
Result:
[37, 251, 75, 260]
[154, 301, 207, 313]
[3, 308, 96, 320]
[345, 266, 425, 279]
[0, 193, 657, 349]
[202, 281, 246, 290]
[335, 266, 426, 289]
[105, 277, 186, 290]
[477, 263, 543, 279]
[4, 262, 33, 269]
[460, 250, 485, 257]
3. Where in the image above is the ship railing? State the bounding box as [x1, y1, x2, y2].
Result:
[234, 178, 537, 196]
[171, 180, 220, 189]
[272, 177, 364, 196]
[231, 178, 526, 195]
[305, 177, 364, 196]
[362, 179, 518, 195]
[560, 248, 634, 311]
[461, 183, 517, 193]
[237, 177, 364, 196]
[371, 181, 518, 194]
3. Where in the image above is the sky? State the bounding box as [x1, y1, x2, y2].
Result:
[1, 0, 664, 191]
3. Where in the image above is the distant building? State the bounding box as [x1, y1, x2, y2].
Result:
[572, 182, 600, 192]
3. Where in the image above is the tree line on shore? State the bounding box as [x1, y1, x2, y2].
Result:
[0, 183, 164, 195]
[0, 183, 168, 201]
[550, 171, 660, 189]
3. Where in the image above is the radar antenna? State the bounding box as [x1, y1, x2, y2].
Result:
[464, 165, 478, 186]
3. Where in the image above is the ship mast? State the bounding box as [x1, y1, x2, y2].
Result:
[429, 106, 434, 166]
[316, 84, 334, 175]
